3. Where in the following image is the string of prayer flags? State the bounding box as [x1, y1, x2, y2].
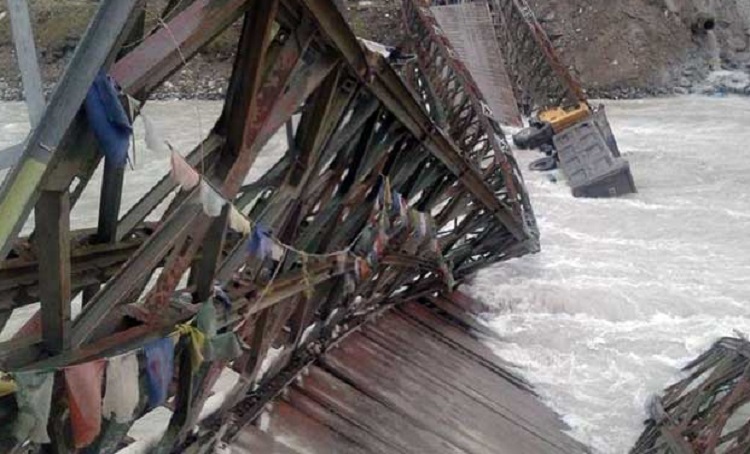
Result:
[144, 338, 175, 409]
[102, 353, 140, 424]
[200, 180, 226, 217]
[12, 370, 54, 443]
[229, 205, 252, 234]
[7, 314, 222, 446]
[176, 324, 206, 374]
[247, 224, 272, 261]
[64, 360, 106, 448]
[170, 149, 200, 190]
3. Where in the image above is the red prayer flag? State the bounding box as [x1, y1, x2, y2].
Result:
[64, 359, 106, 448]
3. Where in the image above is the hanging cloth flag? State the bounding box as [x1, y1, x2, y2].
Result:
[64, 360, 106, 448]
[335, 254, 355, 295]
[209, 332, 243, 361]
[335, 254, 347, 274]
[197, 301, 218, 338]
[383, 177, 393, 211]
[12, 370, 55, 443]
[373, 231, 387, 258]
[144, 338, 175, 409]
[212, 283, 232, 310]
[176, 324, 206, 374]
[400, 196, 409, 221]
[0, 373, 16, 397]
[354, 257, 372, 281]
[200, 180, 226, 217]
[413, 211, 428, 238]
[170, 149, 200, 190]
[141, 113, 168, 154]
[84, 71, 133, 168]
[390, 191, 401, 217]
[270, 241, 285, 261]
[229, 206, 251, 234]
[247, 224, 272, 261]
[344, 272, 356, 295]
[102, 353, 139, 424]
[392, 191, 408, 221]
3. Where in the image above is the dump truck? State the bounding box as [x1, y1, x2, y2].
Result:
[512, 101, 637, 198]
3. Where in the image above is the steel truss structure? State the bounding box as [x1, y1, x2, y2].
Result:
[633, 337, 750, 454]
[0, 0, 537, 451]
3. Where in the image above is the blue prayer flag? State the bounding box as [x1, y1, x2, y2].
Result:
[84, 70, 133, 168]
[144, 338, 174, 409]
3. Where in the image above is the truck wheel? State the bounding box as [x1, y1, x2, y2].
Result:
[512, 122, 554, 150]
[528, 156, 557, 172]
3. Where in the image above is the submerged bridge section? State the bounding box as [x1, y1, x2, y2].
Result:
[632, 337, 750, 454]
[0, 0, 553, 452]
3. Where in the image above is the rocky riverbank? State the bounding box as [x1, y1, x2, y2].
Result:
[1, 0, 750, 102]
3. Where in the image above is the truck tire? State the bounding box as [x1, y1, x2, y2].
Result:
[512, 122, 554, 150]
[528, 156, 557, 172]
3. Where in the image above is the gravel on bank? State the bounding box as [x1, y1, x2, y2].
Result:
[1, 0, 750, 102]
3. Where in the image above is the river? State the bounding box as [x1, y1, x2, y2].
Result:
[1, 96, 749, 453]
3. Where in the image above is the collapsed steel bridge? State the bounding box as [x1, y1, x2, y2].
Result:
[633, 337, 750, 454]
[0, 0, 565, 451]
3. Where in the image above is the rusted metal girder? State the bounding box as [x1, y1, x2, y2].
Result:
[0, 225, 155, 314]
[402, 0, 539, 261]
[0, 0, 538, 451]
[632, 337, 750, 454]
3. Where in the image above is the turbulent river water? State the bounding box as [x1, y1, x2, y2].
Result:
[1, 96, 749, 453]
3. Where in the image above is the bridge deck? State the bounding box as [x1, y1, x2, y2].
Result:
[233, 298, 588, 454]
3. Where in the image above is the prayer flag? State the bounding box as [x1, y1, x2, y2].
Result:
[103, 353, 139, 424]
[84, 71, 132, 168]
[12, 370, 54, 443]
[200, 180, 226, 218]
[170, 150, 200, 190]
[144, 338, 174, 409]
[229, 206, 251, 234]
[65, 360, 106, 448]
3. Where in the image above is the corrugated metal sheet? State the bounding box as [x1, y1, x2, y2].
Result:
[431, 2, 522, 127]
[233, 299, 588, 453]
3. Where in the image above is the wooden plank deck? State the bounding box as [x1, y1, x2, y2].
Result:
[234, 300, 590, 454]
